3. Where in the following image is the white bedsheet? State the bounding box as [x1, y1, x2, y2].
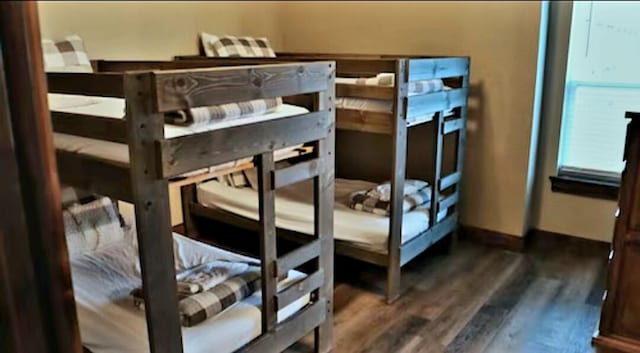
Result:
[197, 178, 447, 252]
[50, 94, 309, 165]
[72, 230, 308, 353]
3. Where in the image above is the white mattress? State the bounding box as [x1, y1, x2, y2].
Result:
[71, 230, 309, 353]
[50, 94, 309, 166]
[196, 178, 447, 252]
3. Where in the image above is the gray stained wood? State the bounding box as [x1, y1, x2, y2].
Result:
[285, 234, 608, 353]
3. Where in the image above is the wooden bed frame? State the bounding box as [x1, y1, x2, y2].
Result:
[171, 53, 470, 304]
[48, 60, 336, 353]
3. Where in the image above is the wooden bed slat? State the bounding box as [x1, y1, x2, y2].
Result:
[408, 57, 470, 81]
[51, 112, 127, 143]
[276, 240, 321, 277]
[334, 59, 397, 77]
[257, 152, 278, 334]
[276, 270, 324, 311]
[160, 111, 330, 178]
[400, 213, 458, 266]
[242, 300, 327, 353]
[440, 171, 461, 191]
[443, 117, 465, 135]
[55, 150, 133, 202]
[439, 191, 460, 211]
[47, 72, 124, 97]
[152, 62, 332, 112]
[273, 158, 324, 189]
[336, 84, 394, 100]
[336, 109, 393, 134]
[406, 88, 468, 121]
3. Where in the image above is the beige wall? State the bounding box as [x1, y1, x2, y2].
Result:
[40, 2, 568, 238]
[281, 1, 543, 236]
[38, 1, 284, 60]
[531, 2, 615, 242]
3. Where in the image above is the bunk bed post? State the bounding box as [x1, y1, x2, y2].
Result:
[452, 67, 470, 250]
[123, 72, 183, 353]
[180, 183, 198, 237]
[387, 59, 409, 304]
[314, 64, 336, 353]
[256, 151, 278, 333]
[0, 2, 82, 352]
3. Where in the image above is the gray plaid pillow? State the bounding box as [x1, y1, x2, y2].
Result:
[200, 32, 276, 58]
[42, 35, 92, 73]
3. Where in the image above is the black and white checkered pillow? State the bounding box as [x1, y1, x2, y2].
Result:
[200, 32, 276, 58]
[42, 35, 93, 73]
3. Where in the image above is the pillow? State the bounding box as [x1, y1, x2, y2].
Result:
[63, 197, 125, 256]
[200, 32, 276, 58]
[42, 34, 93, 73]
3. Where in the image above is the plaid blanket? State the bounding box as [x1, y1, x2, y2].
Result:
[63, 197, 126, 256]
[164, 97, 282, 127]
[132, 268, 261, 327]
[349, 180, 432, 216]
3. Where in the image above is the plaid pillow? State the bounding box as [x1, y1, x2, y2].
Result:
[42, 35, 93, 73]
[349, 180, 432, 216]
[63, 197, 126, 256]
[132, 268, 261, 327]
[200, 32, 276, 58]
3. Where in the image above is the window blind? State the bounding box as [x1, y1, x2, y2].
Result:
[558, 1, 640, 179]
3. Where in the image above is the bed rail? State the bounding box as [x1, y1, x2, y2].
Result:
[48, 61, 336, 353]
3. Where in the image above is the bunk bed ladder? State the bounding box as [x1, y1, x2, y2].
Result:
[251, 65, 335, 353]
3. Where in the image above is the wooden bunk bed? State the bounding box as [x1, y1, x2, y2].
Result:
[171, 53, 469, 303]
[47, 60, 337, 353]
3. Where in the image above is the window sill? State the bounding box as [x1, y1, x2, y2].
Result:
[549, 175, 619, 201]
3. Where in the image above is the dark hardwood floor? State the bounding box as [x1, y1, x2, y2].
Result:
[288, 233, 609, 353]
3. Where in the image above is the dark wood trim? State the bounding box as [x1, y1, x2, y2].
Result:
[549, 174, 619, 201]
[460, 226, 526, 252]
[47, 72, 124, 97]
[51, 111, 128, 144]
[527, 228, 611, 250]
[0, 3, 82, 352]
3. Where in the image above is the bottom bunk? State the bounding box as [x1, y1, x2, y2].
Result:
[183, 176, 456, 266]
[66, 199, 315, 353]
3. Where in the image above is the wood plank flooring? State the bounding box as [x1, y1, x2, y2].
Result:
[287, 234, 609, 353]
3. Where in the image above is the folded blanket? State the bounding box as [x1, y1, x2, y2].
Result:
[348, 180, 432, 216]
[175, 261, 251, 295]
[350, 73, 445, 95]
[132, 268, 261, 327]
[165, 97, 282, 127]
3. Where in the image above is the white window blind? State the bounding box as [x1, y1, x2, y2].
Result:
[558, 1, 640, 179]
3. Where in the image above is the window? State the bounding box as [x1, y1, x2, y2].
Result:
[558, 1, 640, 183]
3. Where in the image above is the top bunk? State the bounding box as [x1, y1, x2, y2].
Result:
[48, 61, 335, 203]
[172, 53, 470, 134]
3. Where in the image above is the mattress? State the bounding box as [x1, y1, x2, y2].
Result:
[196, 178, 447, 252]
[71, 229, 309, 353]
[50, 94, 309, 166]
